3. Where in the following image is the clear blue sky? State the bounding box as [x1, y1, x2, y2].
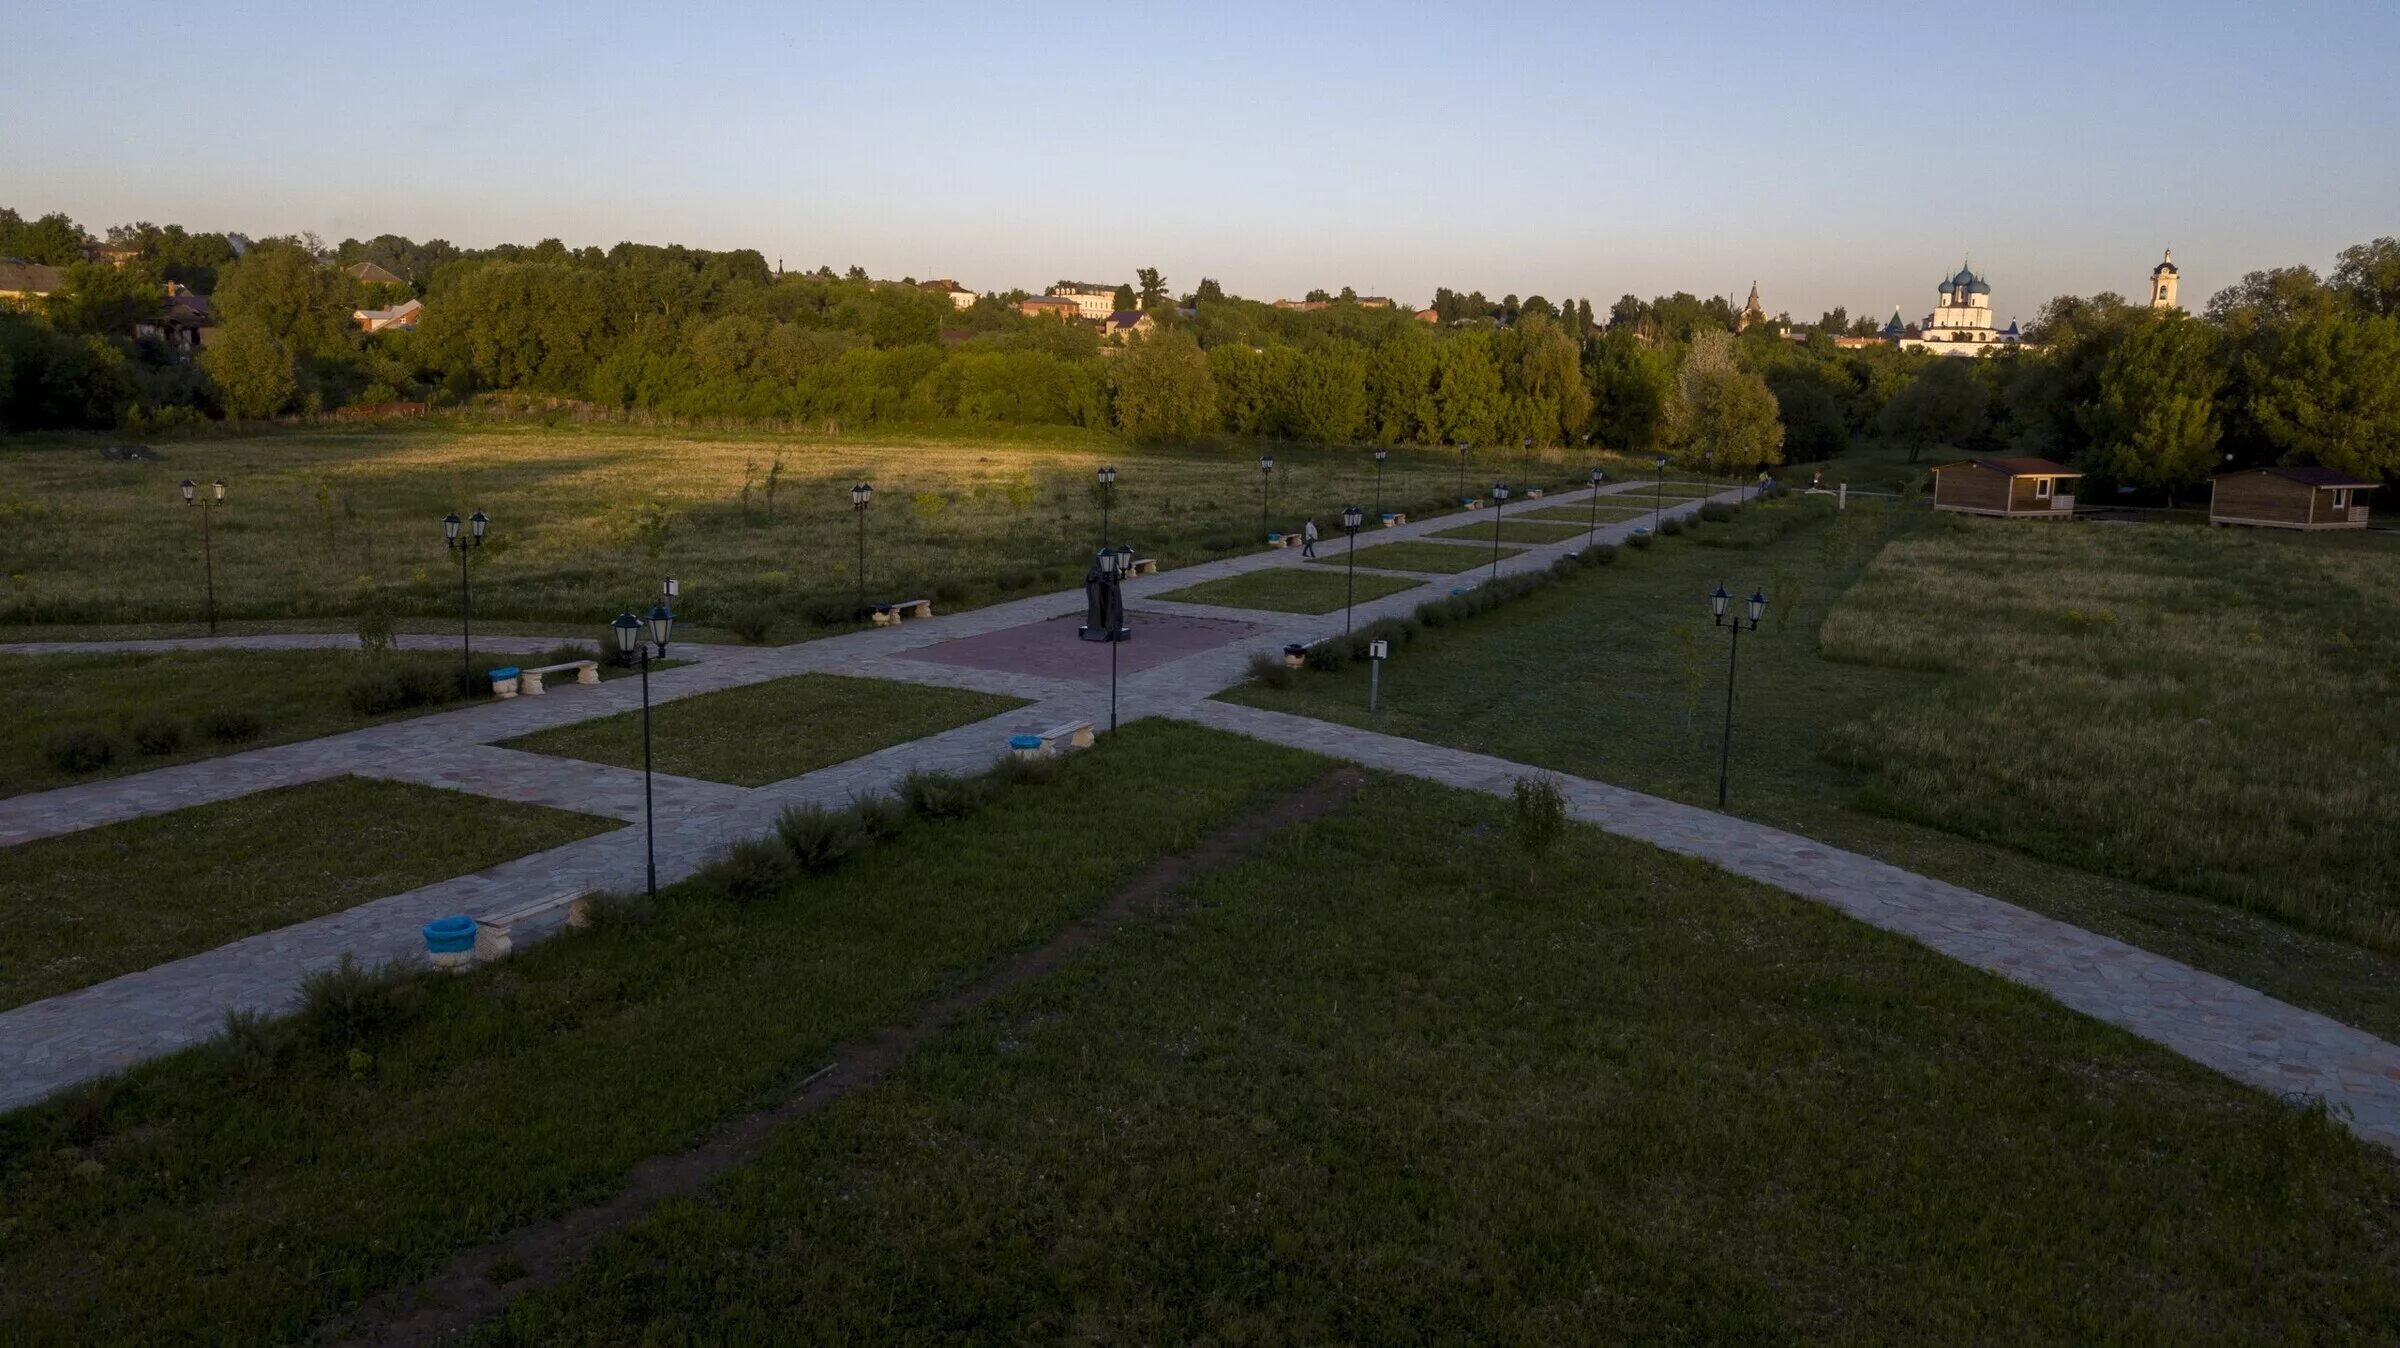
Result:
[5, 1, 2394, 322]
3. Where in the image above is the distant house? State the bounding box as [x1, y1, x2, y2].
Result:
[354, 298, 424, 333]
[1412, 307, 1439, 324]
[919, 278, 976, 310]
[1930, 457, 2082, 519]
[133, 283, 213, 357]
[1101, 310, 1155, 343]
[1016, 295, 1079, 321]
[0, 259, 66, 304]
[1355, 296, 1395, 309]
[1047, 282, 1119, 320]
[1272, 298, 1328, 312]
[83, 240, 142, 268]
[2209, 466, 2377, 530]
[344, 261, 408, 287]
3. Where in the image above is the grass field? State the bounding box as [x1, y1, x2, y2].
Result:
[1224, 495, 2400, 1043]
[501, 672, 1025, 786]
[1315, 540, 1518, 574]
[1519, 501, 1652, 524]
[0, 722, 1329, 1344]
[0, 776, 614, 1009]
[1152, 567, 1424, 614]
[0, 423, 1612, 640]
[1821, 514, 2400, 953]
[0, 644, 608, 798]
[489, 774, 2400, 1343]
[1426, 519, 1590, 544]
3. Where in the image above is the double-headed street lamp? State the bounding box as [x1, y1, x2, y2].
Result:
[1455, 441, 1470, 500]
[1340, 503, 1364, 632]
[1371, 447, 1387, 517]
[1488, 483, 1510, 580]
[442, 508, 489, 690]
[1096, 465, 1117, 548]
[849, 482, 873, 615]
[1586, 466, 1607, 545]
[179, 478, 225, 634]
[1258, 456, 1275, 540]
[611, 601, 676, 902]
[1710, 584, 1768, 810]
[1094, 547, 1129, 732]
[1652, 455, 1669, 533]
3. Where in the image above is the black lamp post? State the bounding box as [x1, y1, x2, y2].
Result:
[613, 601, 674, 902]
[1096, 547, 1125, 731]
[443, 508, 488, 690]
[179, 477, 224, 635]
[1710, 584, 1767, 810]
[1258, 456, 1274, 541]
[1371, 447, 1387, 518]
[1456, 441, 1469, 500]
[1653, 455, 1668, 533]
[1586, 466, 1606, 546]
[1096, 465, 1117, 548]
[849, 482, 873, 614]
[1340, 503, 1364, 632]
[1488, 483, 1509, 579]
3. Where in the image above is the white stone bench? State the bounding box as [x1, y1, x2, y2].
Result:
[519, 659, 599, 695]
[872, 598, 933, 627]
[1381, 512, 1407, 527]
[1465, 498, 1485, 510]
[1130, 557, 1158, 576]
[1526, 487, 1545, 499]
[472, 889, 591, 962]
[1038, 720, 1094, 754]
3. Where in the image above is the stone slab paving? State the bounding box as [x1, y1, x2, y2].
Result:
[1185, 700, 2400, 1154]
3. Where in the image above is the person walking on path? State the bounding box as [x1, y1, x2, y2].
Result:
[1301, 516, 1319, 558]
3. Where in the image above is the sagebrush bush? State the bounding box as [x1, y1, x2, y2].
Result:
[42, 728, 118, 774]
[849, 791, 909, 842]
[296, 954, 427, 1050]
[1660, 516, 1685, 537]
[775, 802, 863, 873]
[1628, 531, 1655, 550]
[991, 750, 1060, 788]
[579, 888, 658, 933]
[726, 605, 776, 644]
[934, 579, 968, 603]
[200, 707, 264, 743]
[1246, 650, 1298, 689]
[1583, 543, 1618, 565]
[696, 836, 794, 902]
[129, 714, 186, 757]
[900, 768, 991, 821]
[1699, 501, 1735, 524]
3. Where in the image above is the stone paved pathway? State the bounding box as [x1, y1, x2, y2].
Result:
[9, 477, 2400, 1160]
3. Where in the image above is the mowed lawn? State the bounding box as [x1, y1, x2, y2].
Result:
[501, 672, 1026, 786]
[1317, 540, 1519, 574]
[1426, 519, 1591, 544]
[491, 775, 2400, 1343]
[0, 722, 1331, 1344]
[0, 645, 606, 798]
[1225, 495, 2400, 1044]
[0, 776, 615, 1009]
[1153, 567, 1424, 614]
[1820, 514, 2400, 953]
[0, 424, 1612, 639]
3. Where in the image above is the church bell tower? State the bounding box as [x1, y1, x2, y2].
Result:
[2148, 249, 2180, 310]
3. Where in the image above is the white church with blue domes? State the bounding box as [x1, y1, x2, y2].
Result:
[1898, 261, 2026, 357]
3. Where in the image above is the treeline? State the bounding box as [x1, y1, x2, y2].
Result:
[1874, 238, 2400, 490]
[5, 201, 2389, 488]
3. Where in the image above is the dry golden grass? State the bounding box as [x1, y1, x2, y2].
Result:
[0, 423, 1609, 640]
[1821, 515, 2400, 951]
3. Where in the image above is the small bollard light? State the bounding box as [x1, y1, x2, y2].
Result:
[1367, 637, 1390, 711]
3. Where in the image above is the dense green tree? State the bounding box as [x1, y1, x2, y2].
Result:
[1879, 358, 1989, 462]
[1289, 342, 1368, 443]
[1364, 323, 1438, 443]
[1664, 331, 1783, 474]
[1136, 267, 1169, 311]
[211, 240, 355, 357]
[1764, 364, 1846, 461]
[1194, 277, 1225, 303]
[1109, 330, 1215, 442]
[46, 261, 163, 336]
[1431, 333, 1502, 444]
[2247, 308, 2400, 477]
[0, 310, 133, 430]
[0, 208, 87, 265]
[1585, 331, 1669, 452]
[2332, 238, 2400, 318]
[2077, 313, 2224, 499]
[201, 317, 299, 419]
[1112, 283, 1137, 313]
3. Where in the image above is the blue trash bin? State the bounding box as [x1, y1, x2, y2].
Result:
[423, 914, 476, 956]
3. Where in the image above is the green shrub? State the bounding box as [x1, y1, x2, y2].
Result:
[354, 605, 396, 656]
[213, 1007, 293, 1088]
[849, 791, 909, 843]
[295, 954, 426, 1050]
[1246, 650, 1298, 689]
[200, 707, 264, 743]
[1699, 501, 1735, 524]
[42, 728, 118, 774]
[1302, 642, 1347, 672]
[695, 836, 794, 902]
[1583, 543, 1618, 565]
[1628, 531, 1654, 550]
[990, 750, 1060, 788]
[775, 802, 863, 874]
[995, 566, 1035, 592]
[726, 605, 776, 644]
[801, 595, 858, 626]
[1507, 775, 1570, 879]
[129, 714, 187, 757]
[1660, 517, 1685, 537]
[579, 888, 658, 933]
[900, 768, 992, 821]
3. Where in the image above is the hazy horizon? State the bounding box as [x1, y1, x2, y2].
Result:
[6, 1, 2395, 322]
